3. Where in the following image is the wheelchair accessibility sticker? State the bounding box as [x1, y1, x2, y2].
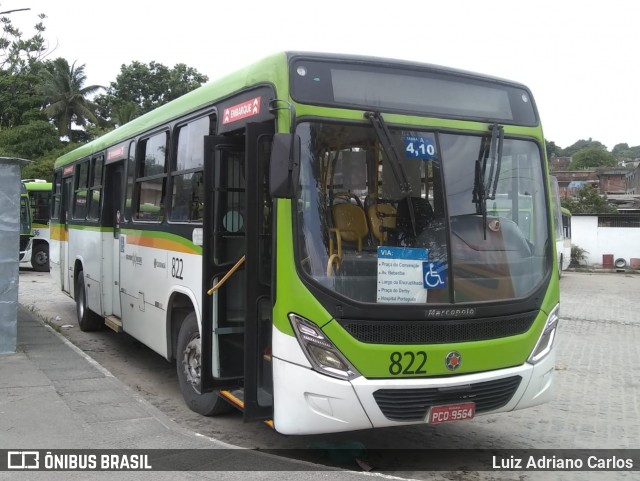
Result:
[423, 261, 447, 289]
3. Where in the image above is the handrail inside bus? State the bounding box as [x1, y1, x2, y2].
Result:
[207, 255, 246, 295]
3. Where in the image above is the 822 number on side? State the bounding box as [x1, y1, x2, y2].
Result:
[389, 351, 427, 375]
[171, 257, 184, 280]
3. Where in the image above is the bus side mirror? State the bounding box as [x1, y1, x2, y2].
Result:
[269, 133, 301, 199]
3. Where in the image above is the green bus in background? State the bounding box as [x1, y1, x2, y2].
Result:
[20, 179, 52, 272]
[49, 52, 559, 435]
[19, 182, 33, 264]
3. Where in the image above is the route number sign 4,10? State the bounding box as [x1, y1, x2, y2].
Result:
[428, 402, 476, 424]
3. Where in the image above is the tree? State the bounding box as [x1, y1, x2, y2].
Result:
[561, 184, 617, 214]
[39, 57, 103, 138]
[612, 142, 640, 160]
[568, 147, 617, 170]
[1, 9, 48, 73]
[545, 139, 562, 159]
[0, 120, 61, 159]
[21, 143, 79, 181]
[560, 138, 607, 157]
[95, 61, 208, 122]
[0, 8, 50, 130]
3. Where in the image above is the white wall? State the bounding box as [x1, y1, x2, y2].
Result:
[572, 215, 640, 266]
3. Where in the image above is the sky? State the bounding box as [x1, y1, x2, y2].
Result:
[3, 0, 639, 150]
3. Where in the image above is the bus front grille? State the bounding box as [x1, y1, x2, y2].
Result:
[373, 376, 522, 421]
[340, 312, 536, 344]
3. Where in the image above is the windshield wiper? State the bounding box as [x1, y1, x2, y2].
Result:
[473, 123, 504, 239]
[365, 111, 412, 195]
[486, 123, 504, 201]
[364, 111, 417, 237]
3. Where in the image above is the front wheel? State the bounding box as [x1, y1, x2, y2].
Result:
[176, 312, 231, 416]
[75, 270, 103, 331]
[32, 243, 49, 272]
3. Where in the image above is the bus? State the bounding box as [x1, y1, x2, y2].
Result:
[20, 179, 52, 272]
[549, 176, 570, 275]
[50, 52, 559, 435]
[19, 183, 32, 263]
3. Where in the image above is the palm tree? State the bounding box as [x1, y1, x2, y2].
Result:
[111, 101, 139, 127]
[39, 58, 103, 138]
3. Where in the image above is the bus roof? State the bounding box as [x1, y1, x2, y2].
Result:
[22, 179, 52, 191]
[54, 51, 536, 170]
[54, 52, 290, 169]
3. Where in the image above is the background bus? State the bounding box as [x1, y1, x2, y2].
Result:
[19, 183, 32, 263]
[550, 176, 570, 274]
[20, 179, 52, 272]
[50, 52, 559, 435]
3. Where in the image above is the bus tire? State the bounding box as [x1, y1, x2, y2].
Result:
[75, 270, 103, 331]
[32, 243, 49, 272]
[176, 312, 232, 416]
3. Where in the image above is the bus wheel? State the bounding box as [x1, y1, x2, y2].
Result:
[75, 270, 103, 331]
[32, 244, 49, 272]
[176, 312, 231, 416]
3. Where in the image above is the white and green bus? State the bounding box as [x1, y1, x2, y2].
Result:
[50, 52, 559, 435]
[20, 179, 52, 272]
[19, 182, 33, 263]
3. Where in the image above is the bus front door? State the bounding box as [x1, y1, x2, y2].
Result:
[202, 122, 274, 421]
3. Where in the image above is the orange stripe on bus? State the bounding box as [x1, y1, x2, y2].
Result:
[125, 234, 199, 255]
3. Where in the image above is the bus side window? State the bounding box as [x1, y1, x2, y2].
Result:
[135, 132, 168, 222]
[124, 141, 136, 221]
[170, 116, 209, 223]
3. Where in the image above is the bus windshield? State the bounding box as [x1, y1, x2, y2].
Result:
[295, 121, 550, 304]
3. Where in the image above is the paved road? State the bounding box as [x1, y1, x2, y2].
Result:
[18, 269, 640, 480]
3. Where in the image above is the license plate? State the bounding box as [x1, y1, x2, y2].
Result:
[427, 402, 475, 424]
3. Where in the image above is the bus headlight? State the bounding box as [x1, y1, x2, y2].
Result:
[528, 304, 559, 364]
[289, 314, 360, 381]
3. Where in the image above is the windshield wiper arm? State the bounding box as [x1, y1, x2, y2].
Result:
[365, 111, 417, 238]
[486, 123, 504, 200]
[473, 124, 504, 239]
[364, 111, 412, 196]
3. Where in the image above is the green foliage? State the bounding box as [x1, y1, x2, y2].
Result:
[95, 61, 208, 122]
[545, 139, 562, 160]
[570, 244, 589, 267]
[0, 9, 50, 130]
[560, 138, 607, 157]
[21, 143, 79, 181]
[21, 156, 54, 181]
[612, 142, 640, 159]
[1, 9, 48, 74]
[111, 101, 139, 127]
[0, 120, 62, 158]
[561, 184, 617, 214]
[568, 147, 617, 170]
[39, 57, 104, 136]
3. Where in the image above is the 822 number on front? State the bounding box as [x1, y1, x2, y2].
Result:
[389, 351, 427, 375]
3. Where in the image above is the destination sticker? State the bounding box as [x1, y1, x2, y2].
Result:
[403, 135, 436, 160]
[377, 246, 429, 303]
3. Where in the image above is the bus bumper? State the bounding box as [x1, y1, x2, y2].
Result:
[272, 348, 555, 435]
